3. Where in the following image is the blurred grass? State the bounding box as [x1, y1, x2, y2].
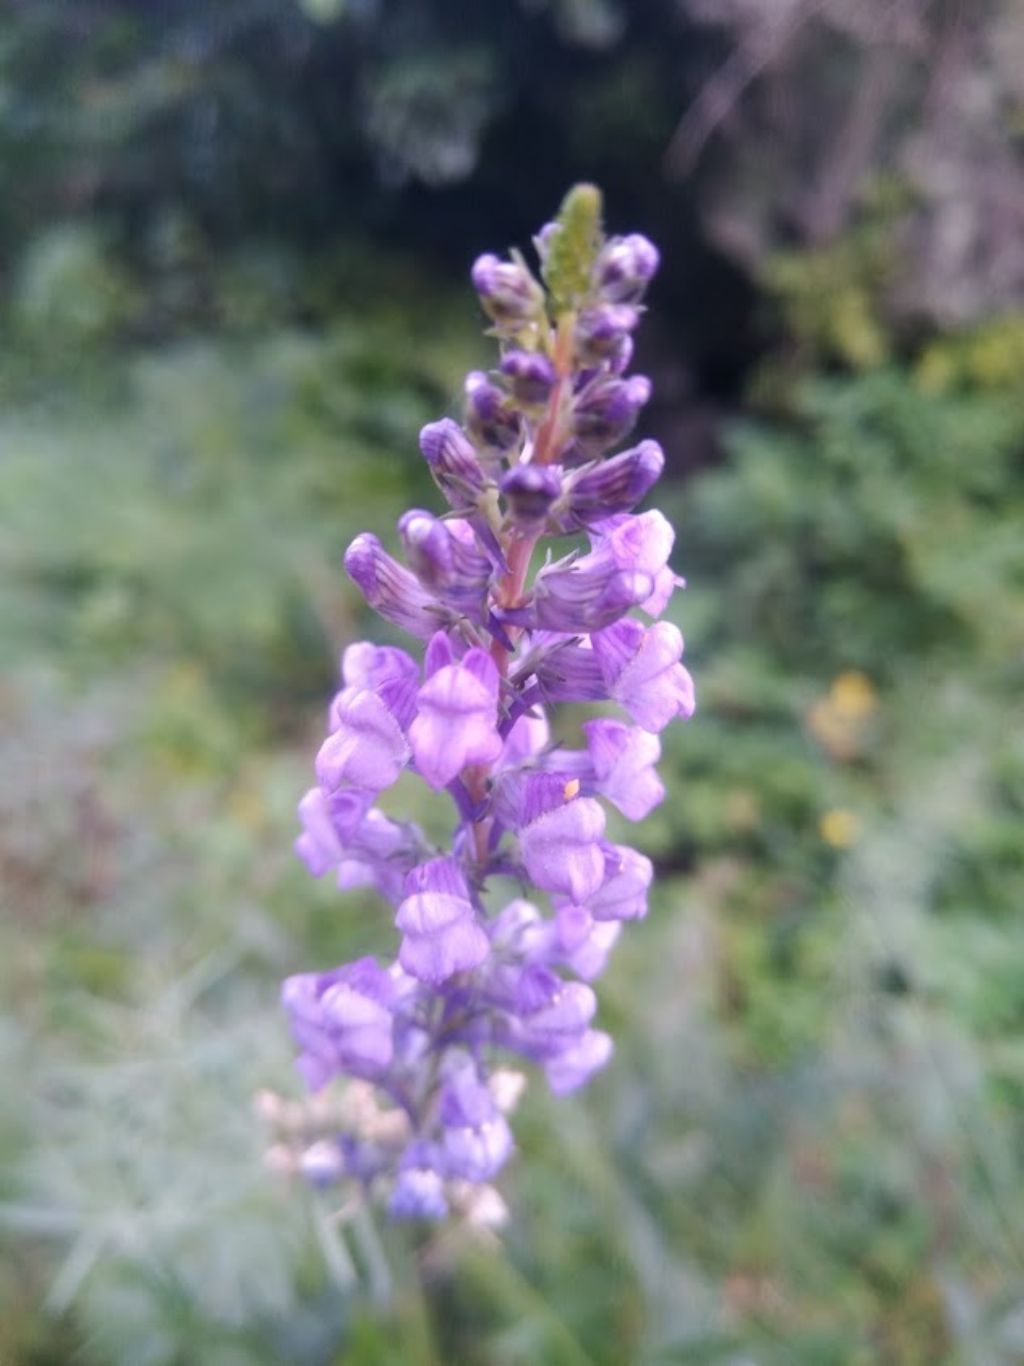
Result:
[2, 232, 1024, 1364]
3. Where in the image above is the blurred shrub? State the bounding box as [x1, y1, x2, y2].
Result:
[9, 222, 137, 354]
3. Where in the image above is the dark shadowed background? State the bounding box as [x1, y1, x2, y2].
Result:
[2, 2, 1023, 1362]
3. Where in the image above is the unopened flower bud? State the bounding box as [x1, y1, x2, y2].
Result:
[344, 533, 444, 639]
[471, 253, 545, 325]
[398, 510, 492, 613]
[465, 371, 521, 456]
[574, 303, 640, 365]
[533, 222, 558, 264]
[570, 375, 652, 460]
[500, 350, 557, 408]
[508, 544, 652, 633]
[419, 419, 487, 510]
[596, 234, 659, 304]
[501, 465, 561, 530]
[559, 440, 664, 529]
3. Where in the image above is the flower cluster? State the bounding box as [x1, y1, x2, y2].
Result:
[276, 186, 694, 1222]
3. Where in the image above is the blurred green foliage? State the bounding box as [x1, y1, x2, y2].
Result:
[2, 5, 1024, 1363]
[2, 226, 1022, 1361]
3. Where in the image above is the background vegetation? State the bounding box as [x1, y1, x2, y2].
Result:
[2, 2, 1023, 1362]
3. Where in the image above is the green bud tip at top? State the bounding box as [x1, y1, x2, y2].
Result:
[542, 183, 605, 315]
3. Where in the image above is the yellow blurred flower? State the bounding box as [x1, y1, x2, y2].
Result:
[819, 808, 860, 848]
[807, 671, 878, 761]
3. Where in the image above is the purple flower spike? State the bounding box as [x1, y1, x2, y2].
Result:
[583, 718, 665, 819]
[518, 773, 606, 903]
[395, 857, 490, 984]
[592, 618, 696, 732]
[409, 640, 503, 789]
[281, 190, 696, 1220]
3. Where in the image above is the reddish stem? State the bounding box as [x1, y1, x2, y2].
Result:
[466, 311, 576, 868]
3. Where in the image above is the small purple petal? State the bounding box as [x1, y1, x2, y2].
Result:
[395, 857, 489, 984]
[586, 844, 653, 921]
[546, 1029, 613, 1094]
[419, 418, 487, 510]
[596, 233, 659, 304]
[344, 533, 443, 639]
[316, 688, 410, 794]
[409, 646, 502, 789]
[583, 718, 665, 820]
[592, 619, 696, 732]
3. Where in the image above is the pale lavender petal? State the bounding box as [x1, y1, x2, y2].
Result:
[546, 1029, 613, 1094]
[409, 647, 502, 789]
[518, 775, 606, 903]
[586, 845, 653, 921]
[583, 718, 665, 820]
[317, 688, 410, 793]
[592, 619, 696, 732]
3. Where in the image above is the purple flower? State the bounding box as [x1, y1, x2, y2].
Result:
[507, 975, 597, 1061]
[282, 957, 395, 1090]
[501, 465, 561, 531]
[439, 1064, 514, 1181]
[583, 718, 664, 820]
[337, 641, 420, 728]
[316, 688, 410, 796]
[334, 808, 419, 905]
[398, 510, 492, 616]
[559, 440, 663, 528]
[545, 1029, 613, 1094]
[390, 1145, 449, 1220]
[567, 376, 652, 462]
[553, 905, 621, 981]
[419, 418, 488, 511]
[574, 303, 639, 364]
[294, 786, 372, 877]
[596, 233, 659, 304]
[395, 857, 490, 984]
[591, 618, 696, 732]
[585, 844, 653, 922]
[465, 371, 521, 457]
[518, 773, 606, 903]
[501, 350, 557, 407]
[471, 253, 545, 324]
[280, 190, 696, 1220]
[409, 635, 503, 789]
[512, 544, 652, 633]
[344, 533, 443, 639]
